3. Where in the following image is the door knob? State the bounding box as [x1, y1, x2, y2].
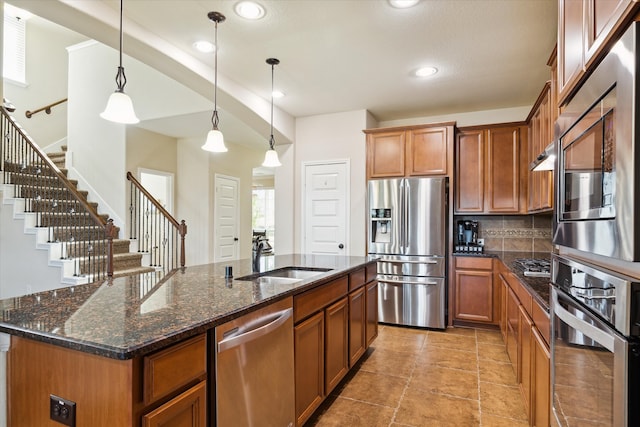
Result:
[234, 237, 239, 241]
[338, 243, 344, 249]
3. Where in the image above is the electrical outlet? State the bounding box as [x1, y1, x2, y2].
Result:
[50, 395, 76, 427]
[477, 238, 485, 246]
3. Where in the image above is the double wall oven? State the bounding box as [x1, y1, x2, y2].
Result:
[551, 255, 640, 426]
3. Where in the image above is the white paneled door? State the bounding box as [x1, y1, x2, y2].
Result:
[214, 174, 240, 262]
[303, 161, 349, 255]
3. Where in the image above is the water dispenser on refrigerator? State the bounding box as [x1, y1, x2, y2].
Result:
[370, 208, 391, 244]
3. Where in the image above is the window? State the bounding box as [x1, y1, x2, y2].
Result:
[252, 188, 275, 251]
[3, 4, 29, 85]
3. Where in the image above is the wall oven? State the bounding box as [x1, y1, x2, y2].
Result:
[553, 21, 640, 261]
[551, 255, 640, 426]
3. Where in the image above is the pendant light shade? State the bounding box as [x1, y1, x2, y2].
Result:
[202, 12, 227, 153]
[101, 0, 139, 124]
[262, 58, 281, 167]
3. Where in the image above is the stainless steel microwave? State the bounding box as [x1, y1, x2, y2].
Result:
[553, 22, 640, 262]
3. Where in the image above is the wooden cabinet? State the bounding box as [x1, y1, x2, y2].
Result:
[293, 265, 378, 426]
[532, 326, 551, 427]
[455, 124, 527, 214]
[505, 284, 520, 376]
[325, 297, 349, 394]
[294, 311, 325, 426]
[558, 0, 637, 105]
[527, 83, 554, 213]
[453, 256, 496, 325]
[365, 124, 454, 179]
[519, 304, 533, 419]
[142, 381, 206, 427]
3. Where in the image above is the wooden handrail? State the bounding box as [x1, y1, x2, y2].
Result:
[25, 98, 68, 119]
[2, 106, 107, 228]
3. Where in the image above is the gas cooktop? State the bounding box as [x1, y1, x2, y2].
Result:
[514, 258, 551, 278]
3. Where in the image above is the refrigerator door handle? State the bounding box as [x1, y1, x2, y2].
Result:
[380, 278, 440, 286]
[403, 179, 410, 252]
[382, 259, 438, 265]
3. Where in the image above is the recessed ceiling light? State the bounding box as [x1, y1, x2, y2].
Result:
[415, 66, 438, 77]
[193, 40, 215, 53]
[389, 0, 420, 9]
[235, 1, 266, 20]
[272, 90, 285, 98]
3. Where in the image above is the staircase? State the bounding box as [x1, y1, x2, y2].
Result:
[1, 145, 156, 285]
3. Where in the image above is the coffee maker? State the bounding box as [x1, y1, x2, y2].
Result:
[456, 220, 482, 253]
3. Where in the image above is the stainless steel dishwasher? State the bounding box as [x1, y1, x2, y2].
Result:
[214, 296, 295, 427]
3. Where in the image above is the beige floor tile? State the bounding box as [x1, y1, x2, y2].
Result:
[477, 342, 511, 363]
[410, 364, 479, 400]
[479, 382, 528, 421]
[478, 359, 517, 385]
[426, 331, 477, 352]
[435, 326, 478, 337]
[371, 331, 426, 354]
[334, 370, 407, 408]
[481, 413, 529, 426]
[359, 347, 417, 379]
[307, 396, 395, 427]
[381, 325, 430, 338]
[395, 387, 480, 426]
[415, 345, 478, 372]
[475, 328, 504, 344]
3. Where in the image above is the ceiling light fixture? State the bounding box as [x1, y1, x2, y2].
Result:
[262, 58, 282, 168]
[389, 0, 420, 9]
[235, 1, 265, 20]
[193, 40, 215, 53]
[415, 66, 438, 77]
[100, 0, 139, 124]
[202, 11, 228, 153]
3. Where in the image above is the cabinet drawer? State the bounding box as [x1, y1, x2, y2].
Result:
[294, 277, 348, 323]
[455, 256, 493, 270]
[532, 300, 550, 346]
[142, 381, 206, 427]
[349, 268, 366, 291]
[143, 334, 207, 404]
[365, 262, 377, 283]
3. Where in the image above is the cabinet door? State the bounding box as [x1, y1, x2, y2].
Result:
[455, 130, 484, 212]
[454, 269, 494, 323]
[499, 274, 508, 342]
[584, 0, 633, 65]
[529, 110, 542, 212]
[532, 327, 551, 427]
[348, 288, 366, 367]
[506, 287, 520, 377]
[519, 304, 533, 420]
[325, 297, 349, 394]
[558, 0, 584, 98]
[365, 281, 379, 347]
[367, 131, 406, 178]
[142, 381, 206, 427]
[486, 127, 521, 213]
[406, 126, 449, 176]
[295, 311, 325, 427]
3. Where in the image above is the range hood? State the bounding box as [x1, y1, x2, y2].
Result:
[529, 142, 556, 171]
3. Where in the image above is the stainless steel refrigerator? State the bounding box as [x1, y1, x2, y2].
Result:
[368, 177, 447, 329]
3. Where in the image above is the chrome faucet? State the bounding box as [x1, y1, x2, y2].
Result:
[252, 237, 265, 273]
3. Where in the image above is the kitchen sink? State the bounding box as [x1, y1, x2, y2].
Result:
[235, 267, 332, 282]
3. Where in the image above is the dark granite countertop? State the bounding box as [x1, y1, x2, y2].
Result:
[0, 254, 376, 360]
[453, 250, 552, 311]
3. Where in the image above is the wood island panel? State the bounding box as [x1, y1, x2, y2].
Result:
[294, 277, 348, 323]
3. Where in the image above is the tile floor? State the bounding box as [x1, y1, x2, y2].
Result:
[307, 324, 528, 427]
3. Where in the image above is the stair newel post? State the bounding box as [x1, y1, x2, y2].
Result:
[179, 220, 187, 268]
[105, 219, 117, 277]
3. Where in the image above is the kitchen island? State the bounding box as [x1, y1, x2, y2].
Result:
[0, 254, 378, 426]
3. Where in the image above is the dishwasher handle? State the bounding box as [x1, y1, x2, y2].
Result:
[217, 307, 292, 353]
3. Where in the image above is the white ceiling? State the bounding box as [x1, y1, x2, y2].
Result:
[15, 0, 558, 147]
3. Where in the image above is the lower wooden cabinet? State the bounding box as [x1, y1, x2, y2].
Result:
[365, 281, 379, 346]
[453, 256, 498, 325]
[519, 304, 533, 419]
[348, 287, 366, 367]
[294, 312, 325, 426]
[325, 297, 349, 393]
[142, 381, 206, 427]
[532, 326, 551, 427]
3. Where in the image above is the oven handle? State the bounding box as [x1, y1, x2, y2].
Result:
[552, 290, 615, 352]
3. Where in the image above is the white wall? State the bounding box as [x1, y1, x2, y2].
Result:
[274, 144, 295, 255]
[293, 110, 370, 256]
[379, 105, 532, 128]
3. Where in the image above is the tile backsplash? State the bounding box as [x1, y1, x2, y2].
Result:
[455, 214, 553, 253]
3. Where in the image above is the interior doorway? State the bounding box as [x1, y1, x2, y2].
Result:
[252, 167, 276, 254]
[214, 174, 240, 262]
[138, 168, 174, 215]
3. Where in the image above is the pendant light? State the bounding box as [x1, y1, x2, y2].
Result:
[100, 0, 139, 124]
[262, 58, 282, 167]
[201, 12, 228, 153]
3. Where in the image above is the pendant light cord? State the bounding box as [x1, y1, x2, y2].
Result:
[211, 18, 220, 130]
[269, 62, 275, 149]
[114, 0, 127, 93]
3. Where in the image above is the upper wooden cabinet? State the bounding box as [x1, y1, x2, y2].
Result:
[455, 124, 528, 214]
[364, 124, 454, 179]
[558, 0, 637, 105]
[527, 83, 554, 213]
